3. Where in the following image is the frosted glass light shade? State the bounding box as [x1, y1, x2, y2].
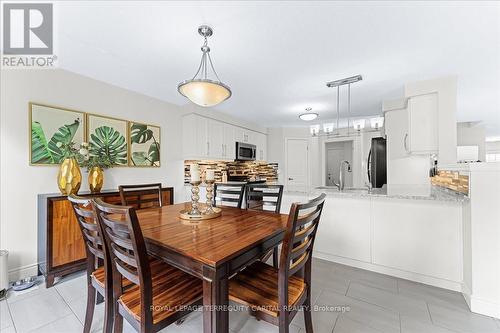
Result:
[352, 119, 366, 131]
[178, 79, 232, 107]
[370, 117, 384, 129]
[323, 123, 334, 133]
[310, 125, 320, 136]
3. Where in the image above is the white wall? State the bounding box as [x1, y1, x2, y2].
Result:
[457, 122, 486, 161]
[0, 69, 189, 279]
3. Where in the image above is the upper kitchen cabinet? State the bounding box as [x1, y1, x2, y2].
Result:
[407, 93, 438, 154]
[383, 92, 438, 157]
[182, 113, 267, 160]
[255, 132, 267, 161]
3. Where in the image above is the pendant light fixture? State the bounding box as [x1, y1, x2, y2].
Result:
[178, 25, 231, 107]
[299, 108, 318, 121]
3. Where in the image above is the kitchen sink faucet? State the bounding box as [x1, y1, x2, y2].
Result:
[337, 160, 352, 191]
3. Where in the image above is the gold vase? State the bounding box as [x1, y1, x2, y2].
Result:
[88, 166, 104, 193]
[57, 157, 82, 195]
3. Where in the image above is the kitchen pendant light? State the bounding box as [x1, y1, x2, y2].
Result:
[178, 25, 231, 107]
[299, 108, 318, 121]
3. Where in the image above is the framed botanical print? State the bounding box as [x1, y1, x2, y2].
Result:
[30, 103, 86, 165]
[128, 121, 161, 167]
[87, 114, 128, 166]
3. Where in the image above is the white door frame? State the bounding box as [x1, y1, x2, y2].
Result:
[321, 137, 358, 186]
[285, 137, 309, 192]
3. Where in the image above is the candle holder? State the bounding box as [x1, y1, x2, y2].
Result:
[189, 180, 202, 216]
[204, 179, 215, 214]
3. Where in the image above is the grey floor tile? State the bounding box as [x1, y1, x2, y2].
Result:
[5, 278, 47, 305]
[67, 295, 106, 333]
[401, 315, 458, 333]
[333, 264, 399, 294]
[428, 303, 500, 333]
[318, 290, 400, 333]
[28, 313, 82, 333]
[312, 268, 350, 296]
[0, 300, 13, 330]
[398, 278, 469, 312]
[291, 307, 339, 333]
[0, 327, 16, 333]
[233, 316, 301, 333]
[333, 316, 384, 333]
[54, 273, 87, 303]
[8, 288, 72, 332]
[347, 281, 431, 323]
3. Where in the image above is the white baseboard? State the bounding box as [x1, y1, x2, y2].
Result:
[313, 251, 463, 292]
[469, 296, 500, 319]
[8, 263, 38, 282]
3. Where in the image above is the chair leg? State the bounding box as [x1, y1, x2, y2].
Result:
[114, 311, 123, 333]
[103, 289, 113, 333]
[83, 284, 96, 333]
[273, 248, 279, 269]
[304, 288, 314, 333]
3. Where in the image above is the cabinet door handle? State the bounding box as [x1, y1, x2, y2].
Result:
[207, 142, 210, 156]
[222, 144, 224, 156]
[404, 133, 409, 153]
[288, 177, 294, 181]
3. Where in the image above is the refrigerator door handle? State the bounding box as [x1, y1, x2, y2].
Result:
[367, 149, 372, 185]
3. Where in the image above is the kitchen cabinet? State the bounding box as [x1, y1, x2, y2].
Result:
[384, 93, 438, 158]
[182, 114, 267, 160]
[208, 119, 224, 159]
[255, 132, 267, 161]
[223, 123, 235, 159]
[407, 93, 438, 154]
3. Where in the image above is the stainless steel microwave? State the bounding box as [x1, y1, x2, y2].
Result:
[235, 142, 256, 161]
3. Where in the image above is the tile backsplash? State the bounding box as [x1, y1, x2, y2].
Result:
[431, 170, 469, 195]
[184, 160, 278, 184]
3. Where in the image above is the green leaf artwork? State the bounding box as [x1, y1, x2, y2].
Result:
[89, 126, 128, 166]
[31, 119, 81, 164]
[129, 122, 160, 167]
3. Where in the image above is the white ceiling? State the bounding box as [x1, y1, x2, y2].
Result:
[56, 1, 500, 136]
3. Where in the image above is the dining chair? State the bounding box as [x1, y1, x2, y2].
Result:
[228, 193, 327, 333]
[68, 194, 113, 333]
[246, 184, 284, 268]
[118, 183, 163, 209]
[214, 182, 246, 209]
[92, 198, 203, 333]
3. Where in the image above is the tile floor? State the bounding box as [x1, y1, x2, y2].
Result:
[2, 258, 500, 333]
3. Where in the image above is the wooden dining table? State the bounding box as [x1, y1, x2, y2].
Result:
[134, 202, 289, 333]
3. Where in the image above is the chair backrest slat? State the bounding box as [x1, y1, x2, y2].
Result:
[245, 184, 284, 214]
[119, 183, 163, 209]
[214, 183, 246, 209]
[68, 194, 104, 262]
[278, 193, 326, 306]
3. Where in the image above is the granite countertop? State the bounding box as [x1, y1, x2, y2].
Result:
[311, 184, 468, 203]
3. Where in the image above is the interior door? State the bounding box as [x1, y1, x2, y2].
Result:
[286, 138, 308, 192]
[326, 147, 345, 186]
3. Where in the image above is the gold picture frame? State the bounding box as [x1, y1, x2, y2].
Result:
[29, 102, 87, 166]
[128, 121, 161, 167]
[86, 113, 129, 167]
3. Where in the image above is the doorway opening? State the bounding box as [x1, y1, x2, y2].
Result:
[325, 140, 353, 187]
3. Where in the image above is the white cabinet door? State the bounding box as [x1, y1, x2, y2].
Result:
[234, 127, 245, 143]
[182, 114, 197, 158]
[223, 124, 235, 159]
[371, 198, 462, 281]
[254, 133, 266, 161]
[314, 197, 372, 262]
[408, 93, 438, 154]
[385, 109, 409, 159]
[195, 116, 209, 157]
[208, 119, 224, 159]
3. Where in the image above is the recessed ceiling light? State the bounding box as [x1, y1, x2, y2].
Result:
[299, 108, 318, 121]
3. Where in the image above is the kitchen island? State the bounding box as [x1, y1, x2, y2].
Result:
[281, 185, 468, 292]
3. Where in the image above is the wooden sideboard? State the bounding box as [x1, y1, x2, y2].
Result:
[37, 187, 174, 287]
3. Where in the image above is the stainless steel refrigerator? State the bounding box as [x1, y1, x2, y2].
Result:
[367, 137, 387, 188]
